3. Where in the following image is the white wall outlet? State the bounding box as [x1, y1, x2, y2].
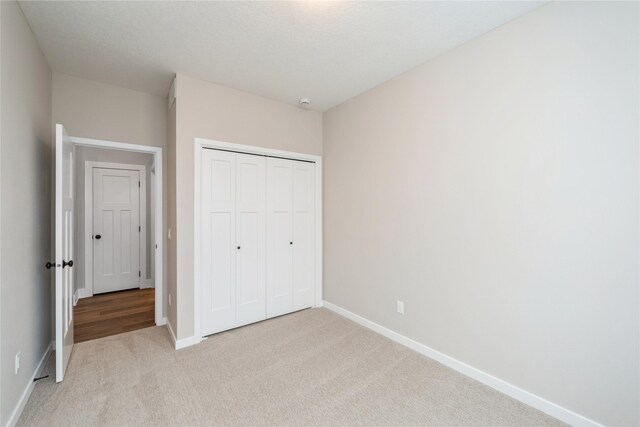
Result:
[15, 351, 21, 375]
[396, 300, 405, 315]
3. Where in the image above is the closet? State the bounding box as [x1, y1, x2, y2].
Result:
[200, 148, 315, 337]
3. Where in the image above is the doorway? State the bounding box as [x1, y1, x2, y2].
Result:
[82, 160, 149, 296]
[74, 147, 161, 343]
[54, 124, 167, 382]
[75, 156, 154, 343]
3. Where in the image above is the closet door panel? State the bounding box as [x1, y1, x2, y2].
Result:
[235, 154, 266, 325]
[266, 158, 293, 317]
[201, 149, 236, 336]
[273, 213, 292, 295]
[211, 214, 233, 310]
[292, 162, 315, 310]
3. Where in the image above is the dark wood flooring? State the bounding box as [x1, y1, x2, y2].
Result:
[74, 288, 155, 343]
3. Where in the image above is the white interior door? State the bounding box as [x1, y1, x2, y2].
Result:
[292, 161, 315, 310]
[93, 168, 141, 294]
[55, 124, 75, 382]
[235, 153, 266, 325]
[201, 149, 237, 335]
[266, 157, 294, 317]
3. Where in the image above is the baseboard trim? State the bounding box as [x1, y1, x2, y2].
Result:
[322, 301, 602, 427]
[156, 316, 167, 326]
[175, 335, 198, 350]
[77, 288, 92, 299]
[6, 341, 53, 427]
[140, 279, 154, 289]
[165, 321, 197, 350]
[72, 291, 78, 306]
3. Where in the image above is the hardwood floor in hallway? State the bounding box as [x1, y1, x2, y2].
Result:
[74, 288, 155, 343]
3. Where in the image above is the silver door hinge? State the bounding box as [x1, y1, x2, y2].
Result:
[139, 226, 141, 232]
[139, 271, 141, 277]
[138, 181, 141, 187]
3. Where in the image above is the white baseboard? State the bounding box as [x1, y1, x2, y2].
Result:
[77, 287, 92, 299]
[175, 335, 198, 349]
[322, 301, 602, 427]
[6, 341, 53, 427]
[72, 291, 79, 306]
[140, 279, 154, 289]
[165, 321, 197, 350]
[156, 316, 167, 326]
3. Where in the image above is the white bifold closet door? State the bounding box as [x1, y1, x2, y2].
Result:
[201, 149, 266, 336]
[266, 157, 315, 318]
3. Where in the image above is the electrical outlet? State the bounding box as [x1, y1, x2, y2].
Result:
[15, 352, 20, 375]
[169, 293, 172, 306]
[396, 300, 404, 315]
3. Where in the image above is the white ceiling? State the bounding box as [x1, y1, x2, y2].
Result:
[20, 1, 544, 111]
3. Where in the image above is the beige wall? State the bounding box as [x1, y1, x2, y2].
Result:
[167, 100, 177, 330]
[173, 74, 322, 338]
[53, 73, 167, 149]
[52, 73, 169, 319]
[323, 2, 639, 426]
[0, 1, 52, 424]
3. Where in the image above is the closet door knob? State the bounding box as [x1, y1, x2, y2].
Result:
[290, 242, 293, 245]
[62, 260, 74, 268]
[95, 234, 102, 240]
[237, 246, 241, 250]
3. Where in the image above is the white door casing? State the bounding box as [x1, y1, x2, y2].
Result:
[55, 124, 75, 382]
[93, 167, 141, 294]
[64, 134, 163, 326]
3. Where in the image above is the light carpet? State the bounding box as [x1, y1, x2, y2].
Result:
[18, 307, 563, 426]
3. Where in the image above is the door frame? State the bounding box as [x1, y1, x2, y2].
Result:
[193, 137, 323, 345]
[83, 161, 148, 297]
[69, 136, 165, 326]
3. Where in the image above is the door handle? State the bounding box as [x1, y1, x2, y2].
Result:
[45, 261, 58, 269]
[62, 260, 74, 268]
[94, 234, 102, 240]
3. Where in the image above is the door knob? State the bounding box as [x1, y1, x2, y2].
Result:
[237, 246, 241, 250]
[94, 234, 102, 240]
[290, 242, 293, 245]
[62, 260, 74, 268]
[45, 261, 57, 269]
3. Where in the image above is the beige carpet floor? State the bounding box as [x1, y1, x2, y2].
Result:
[19, 308, 562, 426]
